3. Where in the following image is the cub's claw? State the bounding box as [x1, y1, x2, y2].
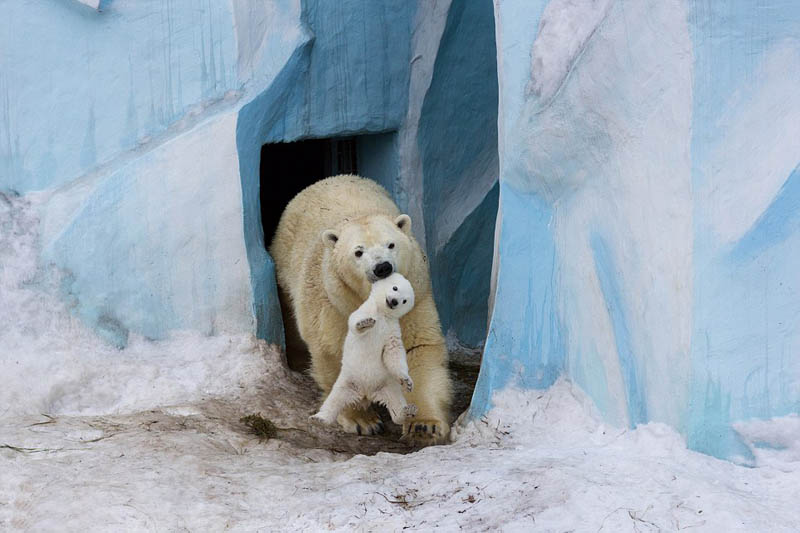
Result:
[309, 413, 334, 426]
[355, 317, 376, 332]
[400, 376, 414, 392]
[403, 404, 418, 419]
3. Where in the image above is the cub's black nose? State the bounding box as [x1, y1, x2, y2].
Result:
[390, 298, 398, 307]
[374, 261, 393, 279]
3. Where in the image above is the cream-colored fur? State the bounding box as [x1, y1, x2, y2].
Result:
[310, 273, 418, 427]
[270, 175, 452, 443]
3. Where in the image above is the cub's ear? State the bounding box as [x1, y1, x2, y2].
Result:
[321, 230, 338, 249]
[394, 214, 411, 235]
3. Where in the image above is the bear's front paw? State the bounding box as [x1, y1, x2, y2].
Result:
[355, 317, 376, 332]
[403, 404, 418, 419]
[400, 376, 414, 392]
[401, 418, 450, 446]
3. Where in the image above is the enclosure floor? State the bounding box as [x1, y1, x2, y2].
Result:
[2, 350, 798, 532]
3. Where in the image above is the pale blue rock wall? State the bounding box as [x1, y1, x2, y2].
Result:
[418, 0, 499, 347]
[0, 0, 497, 351]
[1, 0, 239, 193]
[235, 0, 415, 341]
[472, 0, 800, 460]
[1, 0, 254, 347]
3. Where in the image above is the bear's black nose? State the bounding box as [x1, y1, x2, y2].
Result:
[374, 261, 393, 279]
[390, 298, 398, 308]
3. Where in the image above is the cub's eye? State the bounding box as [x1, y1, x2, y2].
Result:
[403, 300, 407, 304]
[393, 286, 398, 291]
[355, 250, 363, 258]
[388, 243, 395, 249]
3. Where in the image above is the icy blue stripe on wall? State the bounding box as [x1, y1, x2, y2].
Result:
[470, 181, 565, 416]
[731, 165, 800, 260]
[590, 232, 648, 428]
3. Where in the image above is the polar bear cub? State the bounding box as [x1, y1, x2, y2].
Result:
[310, 272, 417, 428]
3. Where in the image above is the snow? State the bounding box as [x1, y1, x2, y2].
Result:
[3, 376, 799, 531]
[3, 193, 800, 531]
[734, 415, 800, 473]
[0, 191, 266, 419]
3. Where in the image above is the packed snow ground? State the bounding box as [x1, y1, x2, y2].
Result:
[2, 193, 799, 531]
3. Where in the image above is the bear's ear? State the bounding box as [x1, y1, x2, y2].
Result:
[395, 214, 411, 235]
[321, 229, 338, 248]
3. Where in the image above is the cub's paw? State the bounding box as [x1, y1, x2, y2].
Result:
[309, 413, 335, 426]
[400, 376, 414, 392]
[355, 317, 376, 333]
[402, 404, 418, 419]
[401, 418, 450, 446]
[337, 405, 384, 436]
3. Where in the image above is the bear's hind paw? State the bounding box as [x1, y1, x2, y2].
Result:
[337, 406, 384, 436]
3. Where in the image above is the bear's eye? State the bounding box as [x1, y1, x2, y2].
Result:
[393, 286, 398, 291]
[403, 300, 407, 304]
[388, 243, 395, 249]
[354, 250, 363, 258]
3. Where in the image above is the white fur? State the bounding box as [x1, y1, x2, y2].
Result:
[310, 273, 418, 427]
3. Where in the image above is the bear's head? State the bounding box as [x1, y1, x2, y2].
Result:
[321, 213, 416, 301]
[373, 272, 415, 319]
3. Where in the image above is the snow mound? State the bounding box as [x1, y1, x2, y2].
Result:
[0, 192, 272, 419]
[734, 414, 800, 473]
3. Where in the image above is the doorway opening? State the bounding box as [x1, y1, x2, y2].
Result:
[260, 137, 358, 248]
[260, 136, 359, 372]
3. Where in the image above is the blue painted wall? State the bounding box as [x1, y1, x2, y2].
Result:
[474, 0, 800, 460]
[236, 0, 415, 342]
[0, 0, 420, 349]
[1, 0, 239, 193]
[686, 0, 800, 459]
[470, 182, 564, 416]
[418, 0, 499, 347]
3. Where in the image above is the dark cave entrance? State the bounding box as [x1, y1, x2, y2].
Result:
[258, 132, 488, 426]
[257, 0, 499, 427]
[260, 136, 359, 373]
[260, 133, 398, 373]
[260, 137, 358, 248]
[238, 0, 498, 450]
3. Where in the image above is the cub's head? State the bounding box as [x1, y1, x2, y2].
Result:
[322, 214, 414, 297]
[373, 273, 415, 319]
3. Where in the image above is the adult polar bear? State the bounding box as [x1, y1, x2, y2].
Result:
[270, 175, 452, 444]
